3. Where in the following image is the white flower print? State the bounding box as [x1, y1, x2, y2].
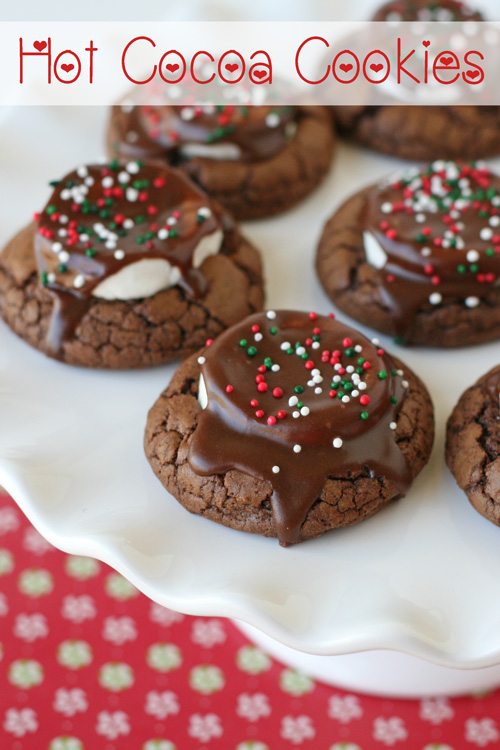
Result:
[23, 527, 53, 555]
[61, 594, 96, 623]
[236, 693, 271, 722]
[0, 592, 8, 616]
[188, 713, 223, 743]
[102, 616, 137, 645]
[14, 613, 48, 641]
[144, 690, 179, 719]
[420, 697, 454, 725]
[0, 506, 19, 534]
[281, 715, 315, 745]
[149, 602, 184, 626]
[53, 688, 88, 717]
[465, 718, 500, 747]
[96, 710, 130, 739]
[191, 618, 226, 647]
[373, 717, 408, 746]
[328, 694, 363, 724]
[3, 707, 38, 737]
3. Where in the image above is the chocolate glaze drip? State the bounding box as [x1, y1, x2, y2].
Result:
[188, 310, 412, 546]
[361, 161, 500, 340]
[34, 161, 223, 355]
[111, 105, 297, 163]
[372, 0, 483, 21]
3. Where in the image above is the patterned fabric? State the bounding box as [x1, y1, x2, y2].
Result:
[0, 493, 499, 749]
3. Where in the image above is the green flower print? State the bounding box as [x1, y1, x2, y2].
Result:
[99, 662, 134, 692]
[18, 568, 53, 597]
[65, 556, 100, 580]
[236, 743, 269, 750]
[8, 659, 44, 688]
[57, 640, 93, 669]
[236, 646, 271, 675]
[146, 643, 182, 672]
[143, 741, 176, 750]
[280, 668, 314, 696]
[0, 548, 13, 575]
[49, 738, 84, 750]
[105, 572, 138, 600]
[189, 665, 225, 694]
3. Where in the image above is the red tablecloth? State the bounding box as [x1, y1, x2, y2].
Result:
[0, 492, 499, 750]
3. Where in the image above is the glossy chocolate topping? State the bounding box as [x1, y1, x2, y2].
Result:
[112, 105, 297, 163]
[189, 310, 412, 545]
[362, 161, 500, 340]
[372, 0, 483, 21]
[34, 160, 223, 355]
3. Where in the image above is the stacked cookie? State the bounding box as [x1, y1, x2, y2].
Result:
[0, 0, 498, 545]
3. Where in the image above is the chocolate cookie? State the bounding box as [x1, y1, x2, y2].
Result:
[0, 161, 264, 368]
[446, 366, 500, 523]
[316, 160, 500, 347]
[145, 310, 434, 546]
[333, 0, 500, 161]
[107, 105, 335, 220]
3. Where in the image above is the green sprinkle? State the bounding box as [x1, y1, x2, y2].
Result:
[470, 263, 479, 273]
[294, 386, 304, 394]
[247, 346, 257, 357]
[264, 357, 273, 368]
[485, 247, 495, 257]
[58, 263, 68, 273]
[239, 338, 247, 347]
[390, 396, 398, 405]
[40, 271, 49, 286]
[109, 159, 120, 171]
[344, 347, 355, 357]
[378, 370, 388, 380]
[360, 410, 369, 420]
[168, 228, 179, 238]
[269, 326, 278, 335]
[457, 264, 466, 274]
[46, 205, 57, 216]
[85, 248, 96, 257]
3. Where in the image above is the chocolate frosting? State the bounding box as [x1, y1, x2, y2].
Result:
[33, 161, 224, 355]
[372, 0, 483, 21]
[362, 161, 500, 340]
[188, 310, 412, 546]
[111, 105, 297, 163]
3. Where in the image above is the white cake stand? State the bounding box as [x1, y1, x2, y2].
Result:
[1, 106, 499, 698]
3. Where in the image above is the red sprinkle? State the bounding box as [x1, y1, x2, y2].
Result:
[267, 416, 277, 426]
[272, 387, 284, 399]
[257, 383, 268, 393]
[360, 395, 371, 406]
[225, 385, 234, 394]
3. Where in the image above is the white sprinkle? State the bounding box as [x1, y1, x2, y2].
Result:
[389, 422, 397, 430]
[346, 365, 355, 374]
[58, 229, 67, 237]
[421, 247, 432, 257]
[381, 202, 392, 214]
[126, 161, 140, 174]
[341, 395, 350, 404]
[180, 107, 195, 121]
[77, 166, 88, 178]
[272, 465, 280, 474]
[73, 274, 85, 289]
[271, 364, 280, 372]
[354, 345, 362, 353]
[351, 390, 359, 397]
[480, 228, 493, 241]
[158, 228, 168, 240]
[490, 216, 500, 227]
[429, 292, 442, 305]
[118, 171, 130, 184]
[332, 437, 343, 449]
[126, 188, 139, 202]
[266, 113, 280, 128]
[102, 176, 113, 188]
[358, 382, 367, 390]
[402, 380, 409, 389]
[296, 346, 306, 356]
[58, 250, 70, 263]
[300, 406, 310, 416]
[288, 396, 298, 407]
[123, 219, 134, 229]
[47, 272, 56, 283]
[280, 341, 291, 351]
[79, 233, 89, 243]
[51, 242, 62, 253]
[105, 239, 117, 250]
[466, 250, 479, 263]
[60, 189, 71, 201]
[114, 249, 125, 260]
[254, 333, 263, 342]
[197, 356, 206, 365]
[371, 338, 380, 346]
[197, 206, 212, 219]
[312, 342, 320, 349]
[59, 215, 68, 224]
[266, 310, 276, 319]
[292, 410, 300, 418]
[293, 444, 302, 454]
[314, 387, 323, 395]
[85, 176, 95, 187]
[465, 296, 480, 308]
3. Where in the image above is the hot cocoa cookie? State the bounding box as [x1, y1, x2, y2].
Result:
[334, 0, 500, 161]
[446, 366, 500, 523]
[316, 160, 500, 347]
[0, 161, 264, 368]
[107, 105, 335, 220]
[145, 310, 434, 546]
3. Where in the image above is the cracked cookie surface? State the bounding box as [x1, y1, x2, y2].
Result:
[144, 347, 434, 544]
[446, 365, 500, 524]
[0, 222, 265, 368]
